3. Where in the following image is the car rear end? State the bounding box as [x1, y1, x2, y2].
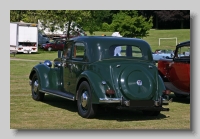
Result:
[17, 42, 38, 53]
[95, 59, 170, 112]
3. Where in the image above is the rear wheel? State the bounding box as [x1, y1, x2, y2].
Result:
[77, 81, 97, 118]
[31, 73, 44, 101]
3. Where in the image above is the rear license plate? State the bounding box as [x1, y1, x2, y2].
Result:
[129, 100, 154, 107]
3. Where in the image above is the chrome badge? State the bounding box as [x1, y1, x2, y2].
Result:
[137, 80, 142, 86]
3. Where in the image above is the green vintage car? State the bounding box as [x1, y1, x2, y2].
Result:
[29, 36, 170, 118]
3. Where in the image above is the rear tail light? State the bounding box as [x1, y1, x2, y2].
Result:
[106, 89, 115, 95]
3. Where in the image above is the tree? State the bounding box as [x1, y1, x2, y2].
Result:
[10, 10, 108, 37]
[111, 11, 153, 38]
[10, 10, 42, 23]
[154, 10, 190, 29]
[15, 10, 111, 37]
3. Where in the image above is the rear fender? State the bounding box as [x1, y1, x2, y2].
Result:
[77, 71, 109, 104]
[158, 60, 171, 79]
[158, 75, 166, 96]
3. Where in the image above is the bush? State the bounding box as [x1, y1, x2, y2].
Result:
[102, 23, 110, 32]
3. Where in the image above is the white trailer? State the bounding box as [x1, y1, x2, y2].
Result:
[10, 23, 18, 55]
[10, 22, 38, 54]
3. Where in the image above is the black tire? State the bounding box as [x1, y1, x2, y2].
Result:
[31, 73, 44, 101]
[142, 110, 161, 116]
[174, 93, 188, 98]
[77, 81, 97, 118]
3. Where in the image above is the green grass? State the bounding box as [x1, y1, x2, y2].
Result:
[86, 29, 190, 52]
[10, 29, 190, 61]
[10, 30, 190, 129]
[10, 60, 190, 129]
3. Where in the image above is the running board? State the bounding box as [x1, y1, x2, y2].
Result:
[39, 89, 75, 101]
[164, 82, 189, 95]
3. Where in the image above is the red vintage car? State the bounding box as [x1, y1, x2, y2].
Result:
[157, 41, 190, 98]
[43, 39, 66, 51]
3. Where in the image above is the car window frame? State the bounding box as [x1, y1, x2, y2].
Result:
[71, 41, 87, 61]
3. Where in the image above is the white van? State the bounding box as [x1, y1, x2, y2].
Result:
[10, 22, 38, 54]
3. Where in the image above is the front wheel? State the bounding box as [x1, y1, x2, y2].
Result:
[31, 73, 44, 101]
[77, 81, 97, 118]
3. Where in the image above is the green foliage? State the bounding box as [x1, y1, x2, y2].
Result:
[101, 23, 110, 32]
[111, 12, 153, 38]
[10, 10, 189, 37]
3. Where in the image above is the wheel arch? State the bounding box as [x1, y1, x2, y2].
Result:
[76, 71, 106, 104]
[29, 64, 51, 90]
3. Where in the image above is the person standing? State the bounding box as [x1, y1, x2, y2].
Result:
[112, 32, 122, 56]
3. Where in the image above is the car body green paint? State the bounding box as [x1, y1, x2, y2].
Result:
[29, 36, 170, 116]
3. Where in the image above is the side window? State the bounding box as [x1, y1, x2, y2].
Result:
[63, 42, 73, 58]
[72, 42, 85, 61]
[110, 45, 142, 58]
[179, 47, 190, 58]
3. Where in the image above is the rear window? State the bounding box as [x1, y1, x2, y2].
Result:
[109, 45, 143, 58]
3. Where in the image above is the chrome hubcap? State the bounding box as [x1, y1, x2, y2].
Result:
[81, 91, 88, 108]
[33, 80, 39, 92]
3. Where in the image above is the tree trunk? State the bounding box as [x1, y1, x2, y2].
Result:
[67, 21, 72, 40]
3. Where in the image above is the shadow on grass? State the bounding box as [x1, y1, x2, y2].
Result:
[169, 94, 190, 104]
[96, 106, 169, 121]
[42, 95, 77, 113]
[42, 95, 170, 121]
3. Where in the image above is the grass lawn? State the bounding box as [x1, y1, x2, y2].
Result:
[10, 29, 190, 129]
[10, 29, 190, 61]
[87, 29, 190, 52]
[10, 60, 190, 129]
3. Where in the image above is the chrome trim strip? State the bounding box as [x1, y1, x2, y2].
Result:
[39, 90, 75, 101]
[99, 98, 121, 103]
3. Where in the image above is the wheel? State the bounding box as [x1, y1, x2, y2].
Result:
[142, 110, 161, 116]
[77, 81, 97, 118]
[48, 47, 52, 51]
[31, 73, 44, 101]
[174, 93, 188, 98]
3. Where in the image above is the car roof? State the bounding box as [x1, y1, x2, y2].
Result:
[67, 36, 154, 62]
[69, 36, 150, 48]
[176, 40, 190, 48]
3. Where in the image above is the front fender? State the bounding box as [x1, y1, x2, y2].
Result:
[77, 71, 109, 104]
[29, 63, 62, 90]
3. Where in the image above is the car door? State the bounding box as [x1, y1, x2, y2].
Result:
[62, 41, 87, 94]
[168, 46, 190, 92]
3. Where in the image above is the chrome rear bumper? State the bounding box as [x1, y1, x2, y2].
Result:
[99, 96, 170, 107]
